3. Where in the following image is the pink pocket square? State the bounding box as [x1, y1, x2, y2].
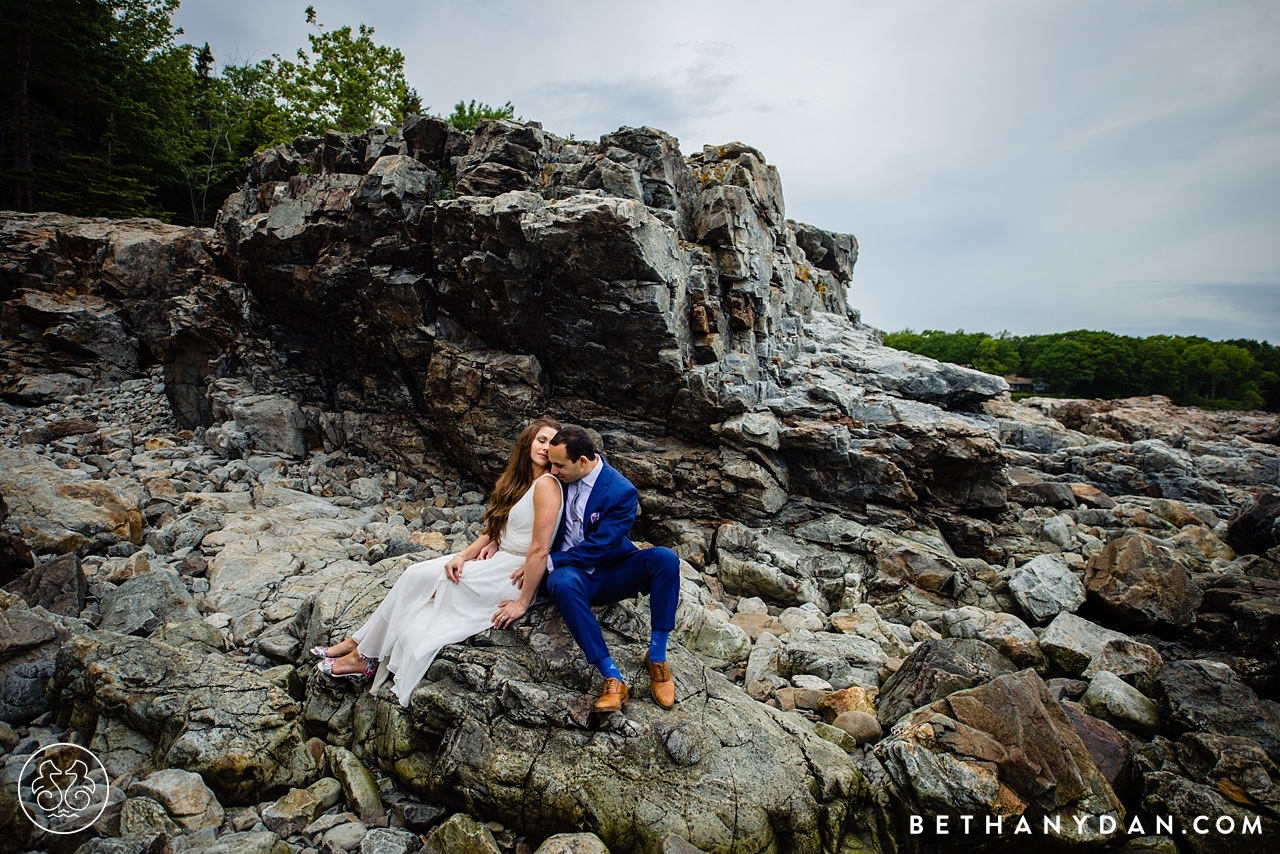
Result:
[590, 512, 601, 523]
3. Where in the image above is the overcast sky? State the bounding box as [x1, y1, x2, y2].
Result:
[173, 1, 1280, 341]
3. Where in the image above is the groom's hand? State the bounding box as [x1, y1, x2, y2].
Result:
[478, 542, 498, 560]
[509, 566, 525, 589]
[492, 600, 528, 629]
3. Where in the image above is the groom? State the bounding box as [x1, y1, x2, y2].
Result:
[539, 425, 680, 711]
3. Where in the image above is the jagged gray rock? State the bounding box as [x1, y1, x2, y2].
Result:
[876, 669, 1124, 844]
[876, 637, 1017, 728]
[49, 631, 317, 802]
[1006, 553, 1085, 624]
[99, 568, 200, 635]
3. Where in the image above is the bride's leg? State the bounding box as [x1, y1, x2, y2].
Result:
[352, 555, 450, 660]
[330, 648, 372, 675]
[324, 637, 357, 657]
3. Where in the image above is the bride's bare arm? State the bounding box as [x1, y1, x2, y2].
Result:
[492, 478, 562, 626]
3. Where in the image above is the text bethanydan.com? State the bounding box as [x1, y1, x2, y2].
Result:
[909, 813, 1262, 837]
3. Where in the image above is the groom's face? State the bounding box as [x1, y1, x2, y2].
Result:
[548, 443, 590, 483]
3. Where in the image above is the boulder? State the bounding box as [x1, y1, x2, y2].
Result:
[118, 796, 181, 837]
[817, 686, 876, 723]
[99, 568, 201, 635]
[67, 836, 172, 854]
[1038, 612, 1130, 675]
[728, 611, 782, 641]
[261, 787, 326, 838]
[306, 777, 343, 811]
[876, 638, 1017, 729]
[303, 815, 360, 837]
[1006, 553, 1085, 624]
[2, 552, 85, 616]
[390, 800, 446, 833]
[49, 631, 317, 802]
[668, 579, 752, 667]
[423, 814, 501, 854]
[532, 834, 610, 854]
[1175, 731, 1280, 816]
[3, 372, 91, 404]
[1226, 491, 1280, 556]
[778, 606, 824, 632]
[1085, 533, 1203, 632]
[1008, 482, 1077, 508]
[743, 631, 781, 685]
[0, 610, 56, 660]
[0, 448, 142, 555]
[322, 822, 370, 852]
[207, 379, 309, 459]
[1137, 736, 1280, 854]
[1058, 701, 1132, 800]
[1154, 660, 1280, 763]
[1081, 638, 1164, 696]
[713, 523, 856, 611]
[827, 604, 913, 658]
[831, 711, 882, 747]
[1069, 483, 1116, 509]
[938, 606, 1046, 670]
[652, 835, 706, 854]
[777, 628, 887, 690]
[185, 831, 292, 854]
[0, 658, 56, 724]
[126, 768, 224, 831]
[360, 828, 423, 854]
[1081, 670, 1161, 736]
[0, 495, 35, 580]
[876, 669, 1124, 843]
[812, 720, 858, 752]
[1190, 573, 1280, 696]
[326, 745, 383, 822]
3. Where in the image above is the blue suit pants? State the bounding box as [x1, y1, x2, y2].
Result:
[543, 546, 681, 665]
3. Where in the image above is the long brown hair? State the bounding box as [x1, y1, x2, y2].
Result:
[482, 417, 562, 545]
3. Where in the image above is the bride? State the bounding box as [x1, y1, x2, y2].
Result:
[314, 417, 564, 706]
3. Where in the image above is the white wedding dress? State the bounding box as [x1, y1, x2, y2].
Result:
[352, 473, 562, 706]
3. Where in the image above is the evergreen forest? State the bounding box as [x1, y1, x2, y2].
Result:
[884, 328, 1279, 411]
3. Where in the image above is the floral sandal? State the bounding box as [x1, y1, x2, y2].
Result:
[315, 654, 375, 682]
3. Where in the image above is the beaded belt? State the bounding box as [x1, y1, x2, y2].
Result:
[500, 547, 527, 558]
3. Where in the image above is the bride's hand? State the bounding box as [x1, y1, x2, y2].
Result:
[444, 554, 465, 582]
[492, 600, 528, 629]
[509, 566, 525, 589]
[477, 541, 498, 560]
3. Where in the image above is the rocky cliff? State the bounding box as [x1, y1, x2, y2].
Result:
[1, 116, 1278, 854]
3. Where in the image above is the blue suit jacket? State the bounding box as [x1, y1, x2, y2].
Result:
[549, 457, 640, 572]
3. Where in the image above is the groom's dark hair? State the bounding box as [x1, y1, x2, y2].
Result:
[551, 425, 597, 462]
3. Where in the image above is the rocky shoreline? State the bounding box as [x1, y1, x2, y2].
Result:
[1, 115, 1279, 854]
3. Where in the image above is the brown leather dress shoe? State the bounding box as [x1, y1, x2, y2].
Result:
[594, 677, 629, 712]
[646, 654, 675, 709]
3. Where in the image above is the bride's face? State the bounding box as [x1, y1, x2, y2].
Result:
[529, 426, 558, 469]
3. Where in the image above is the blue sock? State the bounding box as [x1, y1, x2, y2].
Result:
[649, 630, 670, 663]
[596, 656, 623, 682]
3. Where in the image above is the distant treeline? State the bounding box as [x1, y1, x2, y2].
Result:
[884, 328, 1280, 411]
[0, 1, 514, 226]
